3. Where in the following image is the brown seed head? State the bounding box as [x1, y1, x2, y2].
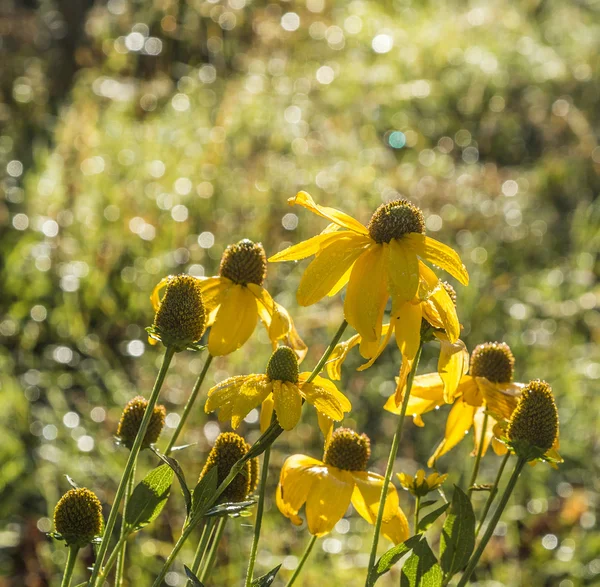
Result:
[367, 199, 425, 243]
[323, 428, 371, 472]
[219, 239, 267, 286]
[53, 488, 104, 547]
[470, 342, 514, 383]
[116, 396, 166, 449]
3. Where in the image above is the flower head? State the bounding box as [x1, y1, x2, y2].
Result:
[149, 274, 206, 351]
[506, 380, 559, 462]
[205, 346, 350, 433]
[367, 199, 426, 243]
[276, 428, 408, 542]
[470, 342, 514, 383]
[153, 240, 305, 357]
[53, 488, 104, 547]
[116, 396, 166, 449]
[198, 432, 259, 503]
[397, 470, 448, 498]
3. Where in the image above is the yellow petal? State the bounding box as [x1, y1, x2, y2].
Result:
[477, 378, 523, 421]
[305, 466, 354, 536]
[381, 510, 410, 545]
[386, 373, 445, 416]
[268, 230, 344, 262]
[393, 301, 422, 361]
[394, 357, 413, 405]
[273, 381, 303, 430]
[357, 323, 394, 370]
[300, 374, 352, 412]
[472, 407, 495, 458]
[289, 191, 369, 235]
[198, 276, 229, 318]
[428, 400, 477, 466]
[231, 376, 271, 429]
[350, 471, 399, 523]
[430, 283, 460, 343]
[325, 334, 361, 381]
[387, 239, 419, 303]
[260, 395, 275, 434]
[277, 455, 323, 525]
[317, 412, 334, 443]
[405, 233, 469, 286]
[297, 233, 371, 306]
[300, 379, 351, 421]
[150, 276, 171, 311]
[208, 284, 258, 356]
[344, 244, 389, 342]
[205, 375, 248, 414]
[436, 336, 470, 403]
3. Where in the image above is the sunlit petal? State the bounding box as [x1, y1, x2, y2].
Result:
[205, 375, 248, 413]
[357, 323, 394, 370]
[381, 510, 410, 544]
[273, 381, 303, 430]
[231, 376, 272, 429]
[268, 231, 344, 262]
[387, 239, 419, 303]
[317, 412, 334, 443]
[472, 407, 496, 458]
[351, 471, 399, 523]
[436, 335, 470, 403]
[326, 334, 361, 380]
[198, 276, 230, 318]
[260, 395, 275, 434]
[428, 400, 477, 466]
[393, 301, 422, 361]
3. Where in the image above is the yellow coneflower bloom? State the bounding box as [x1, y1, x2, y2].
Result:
[276, 429, 409, 542]
[385, 342, 525, 467]
[205, 346, 351, 434]
[397, 470, 448, 497]
[269, 192, 468, 377]
[151, 240, 306, 358]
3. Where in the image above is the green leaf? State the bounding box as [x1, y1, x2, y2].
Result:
[251, 564, 282, 586]
[367, 535, 421, 586]
[439, 485, 475, 581]
[190, 467, 218, 520]
[183, 565, 205, 586]
[125, 464, 173, 531]
[418, 499, 437, 510]
[65, 475, 79, 489]
[417, 503, 450, 533]
[205, 500, 255, 518]
[400, 536, 442, 587]
[152, 447, 192, 515]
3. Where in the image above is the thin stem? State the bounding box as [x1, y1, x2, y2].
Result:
[97, 534, 128, 584]
[476, 452, 511, 537]
[166, 354, 213, 455]
[305, 319, 348, 384]
[60, 545, 79, 587]
[456, 457, 526, 587]
[199, 516, 227, 583]
[187, 520, 213, 584]
[468, 412, 489, 498]
[365, 344, 423, 584]
[244, 446, 271, 586]
[114, 461, 136, 586]
[90, 346, 176, 586]
[414, 496, 421, 533]
[285, 535, 317, 587]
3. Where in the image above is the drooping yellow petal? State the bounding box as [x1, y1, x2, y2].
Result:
[350, 471, 399, 523]
[436, 335, 470, 403]
[205, 375, 248, 414]
[394, 357, 413, 405]
[260, 395, 275, 433]
[428, 400, 477, 467]
[357, 323, 394, 369]
[430, 283, 460, 343]
[272, 381, 303, 430]
[277, 455, 323, 525]
[198, 276, 230, 318]
[477, 378, 523, 421]
[231, 376, 272, 429]
[297, 234, 371, 306]
[289, 191, 370, 235]
[317, 412, 334, 443]
[300, 374, 352, 412]
[150, 276, 171, 311]
[387, 239, 419, 303]
[268, 231, 344, 262]
[300, 378, 351, 422]
[326, 334, 361, 380]
[344, 244, 389, 342]
[381, 510, 410, 544]
[405, 233, 469, 286]
[208, 284, 258, 356]
[461, 375, 483, 406]
[393, 301, 422, 361]
[386, 373, 445, 416]
[305, 466, 354, 536]
[472, 407, 496, 458]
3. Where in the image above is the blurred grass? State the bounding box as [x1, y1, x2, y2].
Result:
[0, 0, 599, 585]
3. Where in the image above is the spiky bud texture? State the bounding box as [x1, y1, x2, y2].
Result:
[266, 346, 299, 383]
[323, 428, 371, 472]
[53, 488, 104, 547]
[470, 341, 514, 383]
[116, 396, 166, 449]
[368, 199, 425, 243]
[219, 239, 267, 286]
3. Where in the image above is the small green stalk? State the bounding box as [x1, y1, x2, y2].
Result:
[187, 520, 213, 584]
[114, 461, 136, 586]
[365, 343, 423, 584]
[457, 457, 526, 587]
[199, 516, 227, 582]
[476, 452, 511, 537]
[414, 495, 421, 533]
[60, 545, 79, 587]
[166, 354, 213, 455]
[245, 446, 271, 586]
[285, 535, 317, 587]
[468, 411, 489, 498]
[90, 346, 176, 586]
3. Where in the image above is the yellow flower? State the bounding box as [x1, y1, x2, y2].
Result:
[269, 192, 467, 385]
[276, 428, 409, 542]
[385, 342, 525, 467]
[151, 240, 306, 357]
[397, 470, 448, 497]
[205, 346, 351, 433]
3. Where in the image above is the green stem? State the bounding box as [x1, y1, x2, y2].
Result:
[468, 412, 489, 498]
[365, 344, 423, 584]
[475, 452, 511, 537]
[114, 461, 136, 586]
[166, 354, 213, 455]
[285, 535, 317, 587]
[244, 446, 271, 586]
[60, 545, 79, 587]
[456, 457, 526, 587]
[97, 534, 128, 584]
[305, 319, 348, 384]
[414, 495, 421, 533]
[187, 520, 213, 584]
[89, 346, 175, 586]
[199, 516, 227, 583]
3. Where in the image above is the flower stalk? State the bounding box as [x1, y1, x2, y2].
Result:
[187, 520, 213, 585]
[468, 411, 489, 498]
[114, 461, 136, 586]
[285, 535, 317, 587]
[476, 452, 511, 537]
[199, 516, 227, 583]
[60, 545, 79, 587]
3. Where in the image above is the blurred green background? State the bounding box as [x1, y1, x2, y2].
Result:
[1, 0, 599, 585]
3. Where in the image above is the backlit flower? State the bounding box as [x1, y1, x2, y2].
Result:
[53, 488, 104, 547]
[276, 428, 409, 542]
[151, 240, 306, 357]
[397, 470, 448, 498]
[205, 346, 351, 433]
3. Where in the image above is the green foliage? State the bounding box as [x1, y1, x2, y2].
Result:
[400, 536, 443, 587]
[125, 464, 174, 531]
[417, 503, 450, 534]
[369, 535, 421, 586]
[250, 564, 282, 587]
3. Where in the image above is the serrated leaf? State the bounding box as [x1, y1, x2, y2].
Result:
[204, 500, 255, 518]
[439, 485, 475, 581]
[367, 535, 421, 586]
[125, 464, 173, 531]
[417, 503, 449, 533]
[251, 564, 282, 586]
[400, 536, 442, 587]
[190, 467, 218, 520]
[152, 447, 192, 515]
[183, 565, 205, 586]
